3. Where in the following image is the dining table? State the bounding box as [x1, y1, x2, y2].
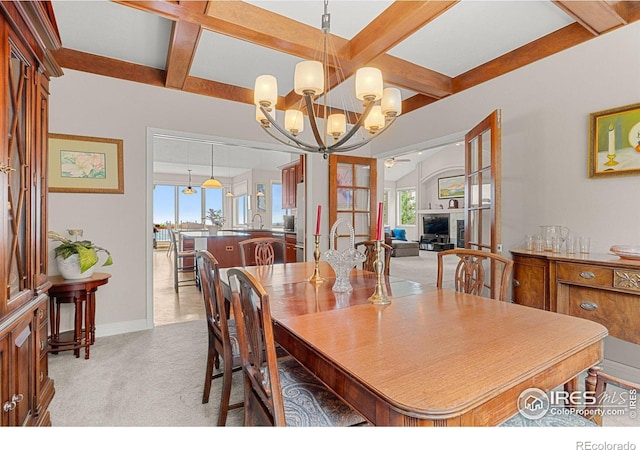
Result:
[222, 261, 608, 426]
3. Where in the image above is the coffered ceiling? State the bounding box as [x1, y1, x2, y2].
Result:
[49, 0, 640, 181]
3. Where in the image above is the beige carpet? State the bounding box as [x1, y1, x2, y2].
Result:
[48, 319, 244, 426]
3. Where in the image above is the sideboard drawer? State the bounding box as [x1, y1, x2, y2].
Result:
[568, 285, 640, 345]
[556, 263, 612, 288]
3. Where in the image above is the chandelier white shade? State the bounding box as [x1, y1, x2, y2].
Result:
[254, 75, 278, 108]
[253, 0, 400, 157]
[294, 61, 324, 96]
[355, 67, 383, 101]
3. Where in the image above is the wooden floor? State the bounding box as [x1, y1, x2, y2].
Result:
[153, 247, 206, 326]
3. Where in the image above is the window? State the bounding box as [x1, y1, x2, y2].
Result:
[235, 195, 248, 226]
[398, 189, 416, 226]
[204, 188, 224, 223]
[152, 184, 226, 228]
[178, 186, 203, 224]
[153, 185, 176, 225]
[271, 182, 284, 227]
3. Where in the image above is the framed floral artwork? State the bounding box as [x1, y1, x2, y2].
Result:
[48, 133, 124, 193]
[588, 102, 640, 178]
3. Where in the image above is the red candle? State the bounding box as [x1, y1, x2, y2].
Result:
[315, 205, 321, 235]
[376, 202, 383, 240]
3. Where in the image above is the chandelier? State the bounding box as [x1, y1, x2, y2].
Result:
[253, 0, 401, 158]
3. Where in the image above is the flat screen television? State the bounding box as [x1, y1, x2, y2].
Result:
[423, 214, 449, 236]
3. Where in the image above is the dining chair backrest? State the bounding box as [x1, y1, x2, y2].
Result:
[355, 240, 392, 276]
[199, 251, 231, 360]
[238, 237, 287, 267]
[197, 250, 242, 425]
[227, 267, 286, 425]
[436, 248, 514, 302]
[170, 227, 197, 292]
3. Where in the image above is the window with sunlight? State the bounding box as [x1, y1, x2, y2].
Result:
[398, 189, 416, 226]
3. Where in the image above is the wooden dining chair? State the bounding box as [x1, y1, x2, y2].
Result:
[227, 267, 366, 426]
[436, 248, 514, 302]
[238, 237, 287, 267]
[355, 240, 392, 276]
[197, 251, 243, 426]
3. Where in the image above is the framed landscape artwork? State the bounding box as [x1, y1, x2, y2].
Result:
[438, 175, 464, 199]
[588, 102, 640, 178]
[48, 133, 124, 193]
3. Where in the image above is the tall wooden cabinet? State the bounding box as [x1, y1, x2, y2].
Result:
[281, 156, 304, 210]
[1, 1, 62, 427]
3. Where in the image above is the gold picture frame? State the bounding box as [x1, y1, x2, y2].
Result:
[588, 102, 640, 178]
[48, 133, 124, 193]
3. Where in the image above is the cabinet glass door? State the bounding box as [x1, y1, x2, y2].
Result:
[4, 43, 32, 311]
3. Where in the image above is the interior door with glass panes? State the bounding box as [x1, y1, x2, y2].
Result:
[328, 155, 377, 251]
[464, 110, 502, 296]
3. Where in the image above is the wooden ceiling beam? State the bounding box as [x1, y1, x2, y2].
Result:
[165, 20, 201, 89]
[164, 1, 208, 89]
[51, 47, 166, 87]
[349, 0, 457, 67]
[553, 0, 626, 35]
[374, 54, 452, 99]
[114, 0, 454, 101]
[453, 22, 594, 93]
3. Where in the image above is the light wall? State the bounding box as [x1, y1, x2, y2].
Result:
[48, 22, 640, 342]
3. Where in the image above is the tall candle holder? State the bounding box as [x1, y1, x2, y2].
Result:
[308, 234, 324, 284]
[604, 153, 619, 167]
[368, 240, 391, 305]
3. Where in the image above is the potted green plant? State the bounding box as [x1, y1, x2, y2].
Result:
[206, 209, 225, 235]
[49, 230, 113, 279]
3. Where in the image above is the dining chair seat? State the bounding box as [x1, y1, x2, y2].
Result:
[500, 411, 596, 427]
[276, 357, 365, 427]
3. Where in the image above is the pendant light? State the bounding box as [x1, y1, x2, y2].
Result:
[182, 145, 197, 194]
[201, 144, 223, 189]
[182, 169, 197, 195]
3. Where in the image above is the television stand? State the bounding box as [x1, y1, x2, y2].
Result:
[420, 235, 451, 251]
[433, 242, 455, 251]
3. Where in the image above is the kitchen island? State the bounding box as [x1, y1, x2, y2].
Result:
[181, 229, 297, 267]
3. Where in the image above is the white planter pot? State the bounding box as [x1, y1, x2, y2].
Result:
[207, 225, 219, 235]
[56, 254, 96, 280]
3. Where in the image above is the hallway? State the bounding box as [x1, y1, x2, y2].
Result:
[153, 248, 205, 326]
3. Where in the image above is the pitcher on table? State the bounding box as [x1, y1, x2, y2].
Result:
[539, 225, 569, 251]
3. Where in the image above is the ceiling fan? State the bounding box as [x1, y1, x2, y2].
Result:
[384, 157, 411, 168]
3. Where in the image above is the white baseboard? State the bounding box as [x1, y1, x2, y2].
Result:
[94, 319, 152, 338]
[602, 358, 640, 384]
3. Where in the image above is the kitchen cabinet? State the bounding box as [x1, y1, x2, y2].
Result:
[0, 1, 61, 427]
[281, 156, 304, 210]
[285, 233, 297, 263]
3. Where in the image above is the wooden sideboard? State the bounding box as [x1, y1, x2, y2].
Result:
[511, 250, 640, 346]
